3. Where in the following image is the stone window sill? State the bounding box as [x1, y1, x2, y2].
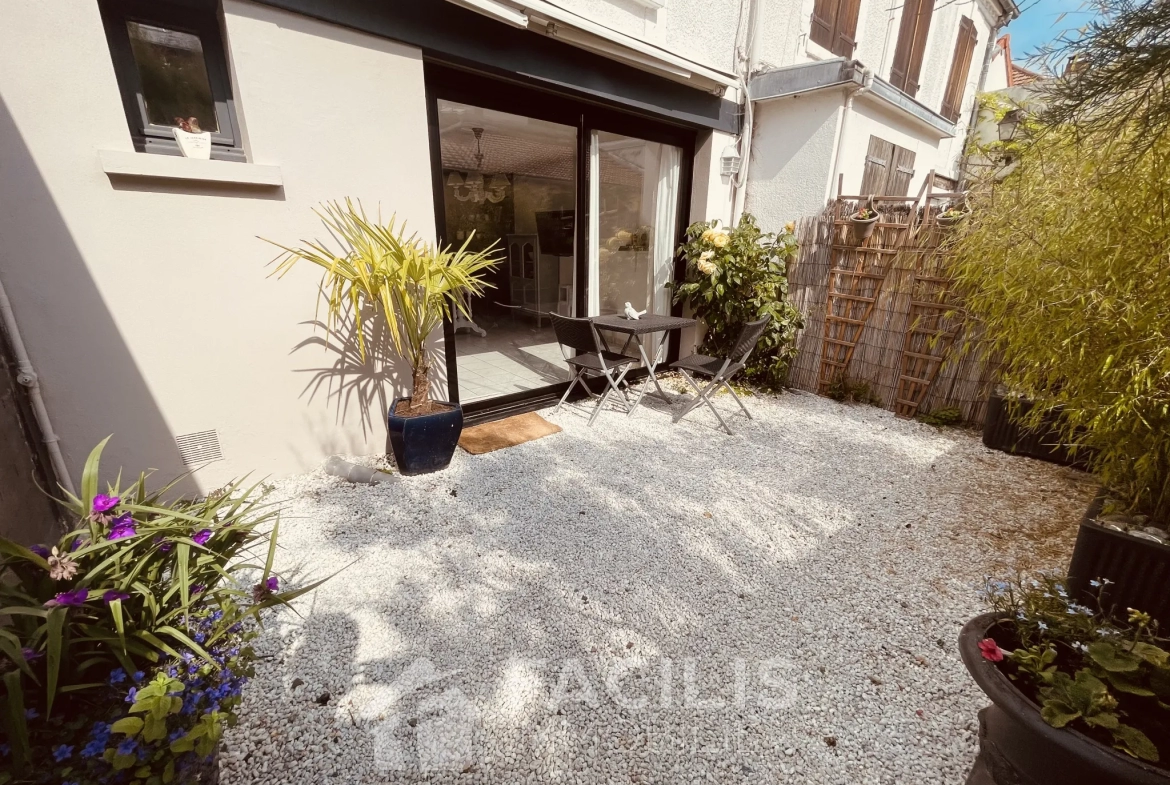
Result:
[99, 150, 282, 187]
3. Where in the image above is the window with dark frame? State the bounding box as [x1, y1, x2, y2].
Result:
[940, 17, 979, 123]
[888, 0, 934, 98]
[97, 0, 245, 161]
[809, 0, 861, 58]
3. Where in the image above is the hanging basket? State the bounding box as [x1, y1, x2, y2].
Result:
[848, 200, 881, 244]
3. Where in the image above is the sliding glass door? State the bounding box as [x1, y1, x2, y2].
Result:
[437, 99, 577, 405]
[588, 131, 682, 333]
[427, 65, 693, 412]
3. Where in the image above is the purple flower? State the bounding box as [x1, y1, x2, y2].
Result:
[20, 647, 41, 663]
[266, 576, 279, 592]
[107, 514, 137, 541]
[103, 589, 130, 604]
[192, 529, 212, 545]
[92, 494, 120, 513]
[108, 668, 126, 686]
[29, 544, 50, 558]
[191, 584, 205, 595]
[52, 744, 73, 762]
[44, 588, 88, 608]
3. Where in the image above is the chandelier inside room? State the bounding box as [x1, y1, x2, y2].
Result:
[447, 127, 509, 203]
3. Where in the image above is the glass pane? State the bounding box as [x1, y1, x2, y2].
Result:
[592, 131, 681, 329]
[438, 99, 577, 404]
[127, 21, 219, 133]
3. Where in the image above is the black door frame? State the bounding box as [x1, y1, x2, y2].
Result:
[425, 62, 696, 425]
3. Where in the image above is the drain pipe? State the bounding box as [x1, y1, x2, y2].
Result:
[827, 65, 875, 202]
[0, 274, 75, 496]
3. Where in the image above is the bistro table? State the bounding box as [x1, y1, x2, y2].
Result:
[590, 313, 697, 414]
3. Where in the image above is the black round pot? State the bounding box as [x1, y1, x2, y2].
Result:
[1067, 494, 1170, 626]
[387, 397, 463, 476]
[960, 613, 1169, 785]
[981, 389, 1088, 468]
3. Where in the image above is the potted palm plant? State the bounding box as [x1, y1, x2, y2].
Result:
[268, 200, 500, 475]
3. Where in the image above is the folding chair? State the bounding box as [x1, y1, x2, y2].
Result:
[669, 316, 771, 435]
[549, 313, 637, 426]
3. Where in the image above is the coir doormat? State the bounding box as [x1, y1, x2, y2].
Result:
[458, 412, 562, 455]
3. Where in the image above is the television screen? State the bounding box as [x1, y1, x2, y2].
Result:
[535, 210, 575, 257]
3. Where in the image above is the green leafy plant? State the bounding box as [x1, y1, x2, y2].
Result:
[0, 438, 328, 784]
[948, 124, 1170, 522]
[916, 406, 963, 427]
[980, 576, 1170, 764]
[826, 375, 880, 406]
[670, 214, 804, 389]
[267, 199, 501, 414]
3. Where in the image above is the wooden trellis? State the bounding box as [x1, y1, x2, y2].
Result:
[817, 184, 919, 395]
[892, 175, 968, 417]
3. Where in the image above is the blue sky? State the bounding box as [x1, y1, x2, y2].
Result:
[1007, 0, 1098, 60]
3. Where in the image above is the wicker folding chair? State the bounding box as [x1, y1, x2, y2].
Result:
[669, 315, 771, 435]
[549, 313, 637, 426]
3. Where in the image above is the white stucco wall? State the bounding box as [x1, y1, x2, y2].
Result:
[744, 90, 843, 224]
[0, 0, 438, 490]
[553, 0, 739, 72]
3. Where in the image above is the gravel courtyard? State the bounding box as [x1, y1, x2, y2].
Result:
[220, 390, 1095, 785]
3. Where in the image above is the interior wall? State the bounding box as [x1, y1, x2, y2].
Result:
[0, 0, 437, 490]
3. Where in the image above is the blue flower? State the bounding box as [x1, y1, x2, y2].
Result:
[24, 708, 38, 719]
[132, 670, 145, 682]
[109, 668, 127, 685]
[52, 744, 73, 761]
[116, 737, 137, 756]
[0, 743, 9, 756]
[125, 686, 137, 703]
[1037, 621, 1048, 630]
[1089, 579, 1102, 588]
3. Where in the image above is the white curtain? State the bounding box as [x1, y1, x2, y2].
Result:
[650, 144, 682, 318]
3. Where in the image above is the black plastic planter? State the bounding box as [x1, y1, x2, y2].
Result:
[960, 613, 1169, 785]
[1067, 495, 1170, 626]
[982, 390, 1087, 468]
[387, 397, 463, 476]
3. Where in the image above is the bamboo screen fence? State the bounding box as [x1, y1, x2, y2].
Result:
[782, 176, 1000, 426]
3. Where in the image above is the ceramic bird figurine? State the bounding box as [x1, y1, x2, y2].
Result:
[623, 302, 647, 320]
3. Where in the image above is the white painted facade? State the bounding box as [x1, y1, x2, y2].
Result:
[746, 0, 1017, 229]
[0, 0, 1018, 491]
[0, 0, 440, 489]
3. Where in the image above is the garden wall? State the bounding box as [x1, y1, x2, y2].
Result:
[783, 206, 999, 426]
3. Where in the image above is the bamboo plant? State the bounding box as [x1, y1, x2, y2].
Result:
[267, 200, 500, 414]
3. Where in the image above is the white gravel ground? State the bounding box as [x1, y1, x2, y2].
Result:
[220, 389, 1095, 785]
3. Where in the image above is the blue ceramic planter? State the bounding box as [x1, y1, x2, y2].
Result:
[387, 397, 463, 476]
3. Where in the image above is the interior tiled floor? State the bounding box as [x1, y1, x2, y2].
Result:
[453, 310, 570, 403]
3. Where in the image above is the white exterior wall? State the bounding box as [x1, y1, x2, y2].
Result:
[552, 0, 739, 72]
[0, 0, 437, 490]
[744, 91, 843, 223]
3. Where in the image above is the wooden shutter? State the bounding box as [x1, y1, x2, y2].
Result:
[859, 136, 893, 196]
[810, 0, 860, 57]
[889, 0, 934, 97]
[809, 0, 837, 51]
[886, 146, 917, 196]
[859, 136, 916, 196]
[940, 16, 979, 122]
[832, 0, 861, 57]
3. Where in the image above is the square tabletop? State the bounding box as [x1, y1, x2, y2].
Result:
[591, 313, 696, 336]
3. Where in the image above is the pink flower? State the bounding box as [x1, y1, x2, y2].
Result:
[978, 638, 1004, 662]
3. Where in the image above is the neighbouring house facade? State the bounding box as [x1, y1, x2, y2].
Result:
[0, 0, 1016, 498]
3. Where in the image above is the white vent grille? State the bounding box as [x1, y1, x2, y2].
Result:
[175, 430, 223, 466]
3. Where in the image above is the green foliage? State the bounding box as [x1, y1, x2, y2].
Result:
[267, 199, 501, 410]
[983, 576, 1170, 763]
[826, 375, 880, 406]
[670, 214, 804, 389]
[949, 126, 1170, 521]
[0, 439, 330, 784]
[916, 407, 963, 427]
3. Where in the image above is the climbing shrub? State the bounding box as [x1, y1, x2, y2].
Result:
[671, 214, 803, 389]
